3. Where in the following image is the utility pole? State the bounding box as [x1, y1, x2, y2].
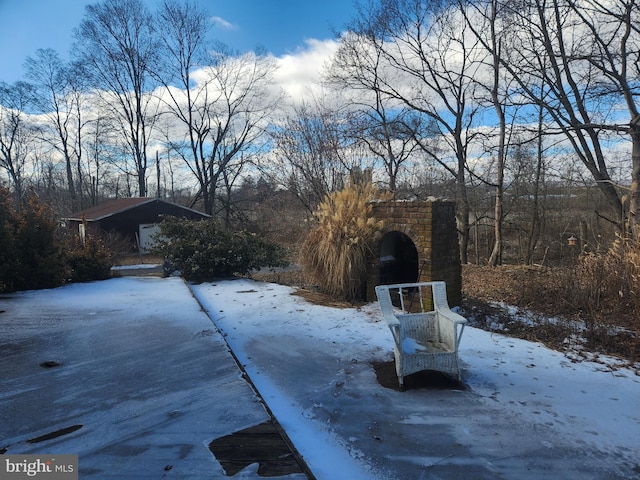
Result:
[156, 150, 161, 198]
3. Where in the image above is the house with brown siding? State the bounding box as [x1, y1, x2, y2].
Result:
[63, 198, 210, 252]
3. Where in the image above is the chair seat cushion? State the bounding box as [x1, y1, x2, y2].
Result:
[402, 337, 451, 354]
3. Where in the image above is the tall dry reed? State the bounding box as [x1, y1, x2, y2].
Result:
[300, 182, 391, 302]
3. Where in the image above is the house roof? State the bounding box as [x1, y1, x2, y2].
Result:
[64, 197, 209, 222]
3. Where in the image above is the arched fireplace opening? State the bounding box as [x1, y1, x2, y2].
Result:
[378, 231, 419, 286]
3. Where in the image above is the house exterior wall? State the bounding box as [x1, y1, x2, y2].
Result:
[95, 201, 205, 237]
[66, 199, 209, 250]
[366, 200, 462, 306]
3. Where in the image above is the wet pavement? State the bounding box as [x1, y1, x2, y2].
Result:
[0, 277, 307, 479]
[2, 276, 639, 479]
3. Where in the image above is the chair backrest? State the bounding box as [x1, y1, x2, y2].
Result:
[430, 281, 451, 313]
[374, 284, 396, 320]
[375, 281, 448, 315]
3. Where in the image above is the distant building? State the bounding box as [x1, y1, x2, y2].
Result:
[63, 197, 210, 253]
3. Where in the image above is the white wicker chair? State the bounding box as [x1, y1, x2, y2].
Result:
[375, 282, 467, 388]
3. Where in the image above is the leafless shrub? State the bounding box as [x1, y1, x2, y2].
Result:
[462, 261, 639, 365]
[566, 236, 640, 361]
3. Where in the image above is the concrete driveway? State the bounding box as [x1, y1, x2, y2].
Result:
[0, 277, 308, 479]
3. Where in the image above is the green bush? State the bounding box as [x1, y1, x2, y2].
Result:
[66, 233, 113, 283]
[0, 190, 67, 292]
[0, 188, 115, 292]
[151, 218, 288, 282]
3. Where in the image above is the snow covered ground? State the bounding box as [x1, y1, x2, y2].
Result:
[192, 278, 640, 479]
[2, 276, 639, 479]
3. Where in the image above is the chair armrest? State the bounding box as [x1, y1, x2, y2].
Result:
[385, 315, 401, 328]
[437, 309, 467, 326]
[378, 307, 401, 346]
[388, 323, 401, 348]
[435, 309, 467, 348]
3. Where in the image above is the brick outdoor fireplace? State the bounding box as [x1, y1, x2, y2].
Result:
[365, 200, 462, 306]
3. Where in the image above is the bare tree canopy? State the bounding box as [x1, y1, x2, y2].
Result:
[461, 0, 640, 235]
[3, 0, 640, 265]
[0, 81, 37, 201]
[24, 49, 88, 211]
[74, 0, 159, 197]
[272, 99, 349, 212]
[333, 0, 486, 262]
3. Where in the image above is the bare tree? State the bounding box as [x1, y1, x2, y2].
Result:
[0, 81, 37, 202]
[472, 0, 636, 236]
[482, 1, 508, 266]
[458, 0, 514, 266]
[339, 0, 485, 263]
[197, 51, 279, 219]
[24, 49, 89, 211]
[74, 0, 159, 197]
[162, 56, 280, 216]
[83, 113, 119, 206]
[271, 97, 364, 213]
[522, 118, 548, 264]
[328, 30, 426, 194]
[154, 2, 281, 218]
[567, 0, 640, 237]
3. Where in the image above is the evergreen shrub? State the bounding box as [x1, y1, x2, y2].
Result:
[151, 218, 287, 282]
[66, 233, 113, 283]
[0, 188, 115, 292]
[0, 190, 66, 292]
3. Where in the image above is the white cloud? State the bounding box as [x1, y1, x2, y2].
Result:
[210, 16, 237, 31]
[271, 38, 340, 103]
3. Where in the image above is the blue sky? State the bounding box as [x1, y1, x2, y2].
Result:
[0, 0, 358, 84]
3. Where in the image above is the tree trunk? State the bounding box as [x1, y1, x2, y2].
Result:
[488, 177, 503, 266]
[526, 121, 545, 265]
[488, 19, 505, 268]
[630, 126, 640, 239]
[457, 169, 470, 264]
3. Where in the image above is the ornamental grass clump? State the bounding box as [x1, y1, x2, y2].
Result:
[300, 182, 391, 302]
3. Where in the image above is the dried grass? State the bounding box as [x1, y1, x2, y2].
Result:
[462, 237, 640, 366]
[299, 182, 391, 302]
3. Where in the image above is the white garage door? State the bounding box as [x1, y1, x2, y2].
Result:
[138, 223, 161, 253]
